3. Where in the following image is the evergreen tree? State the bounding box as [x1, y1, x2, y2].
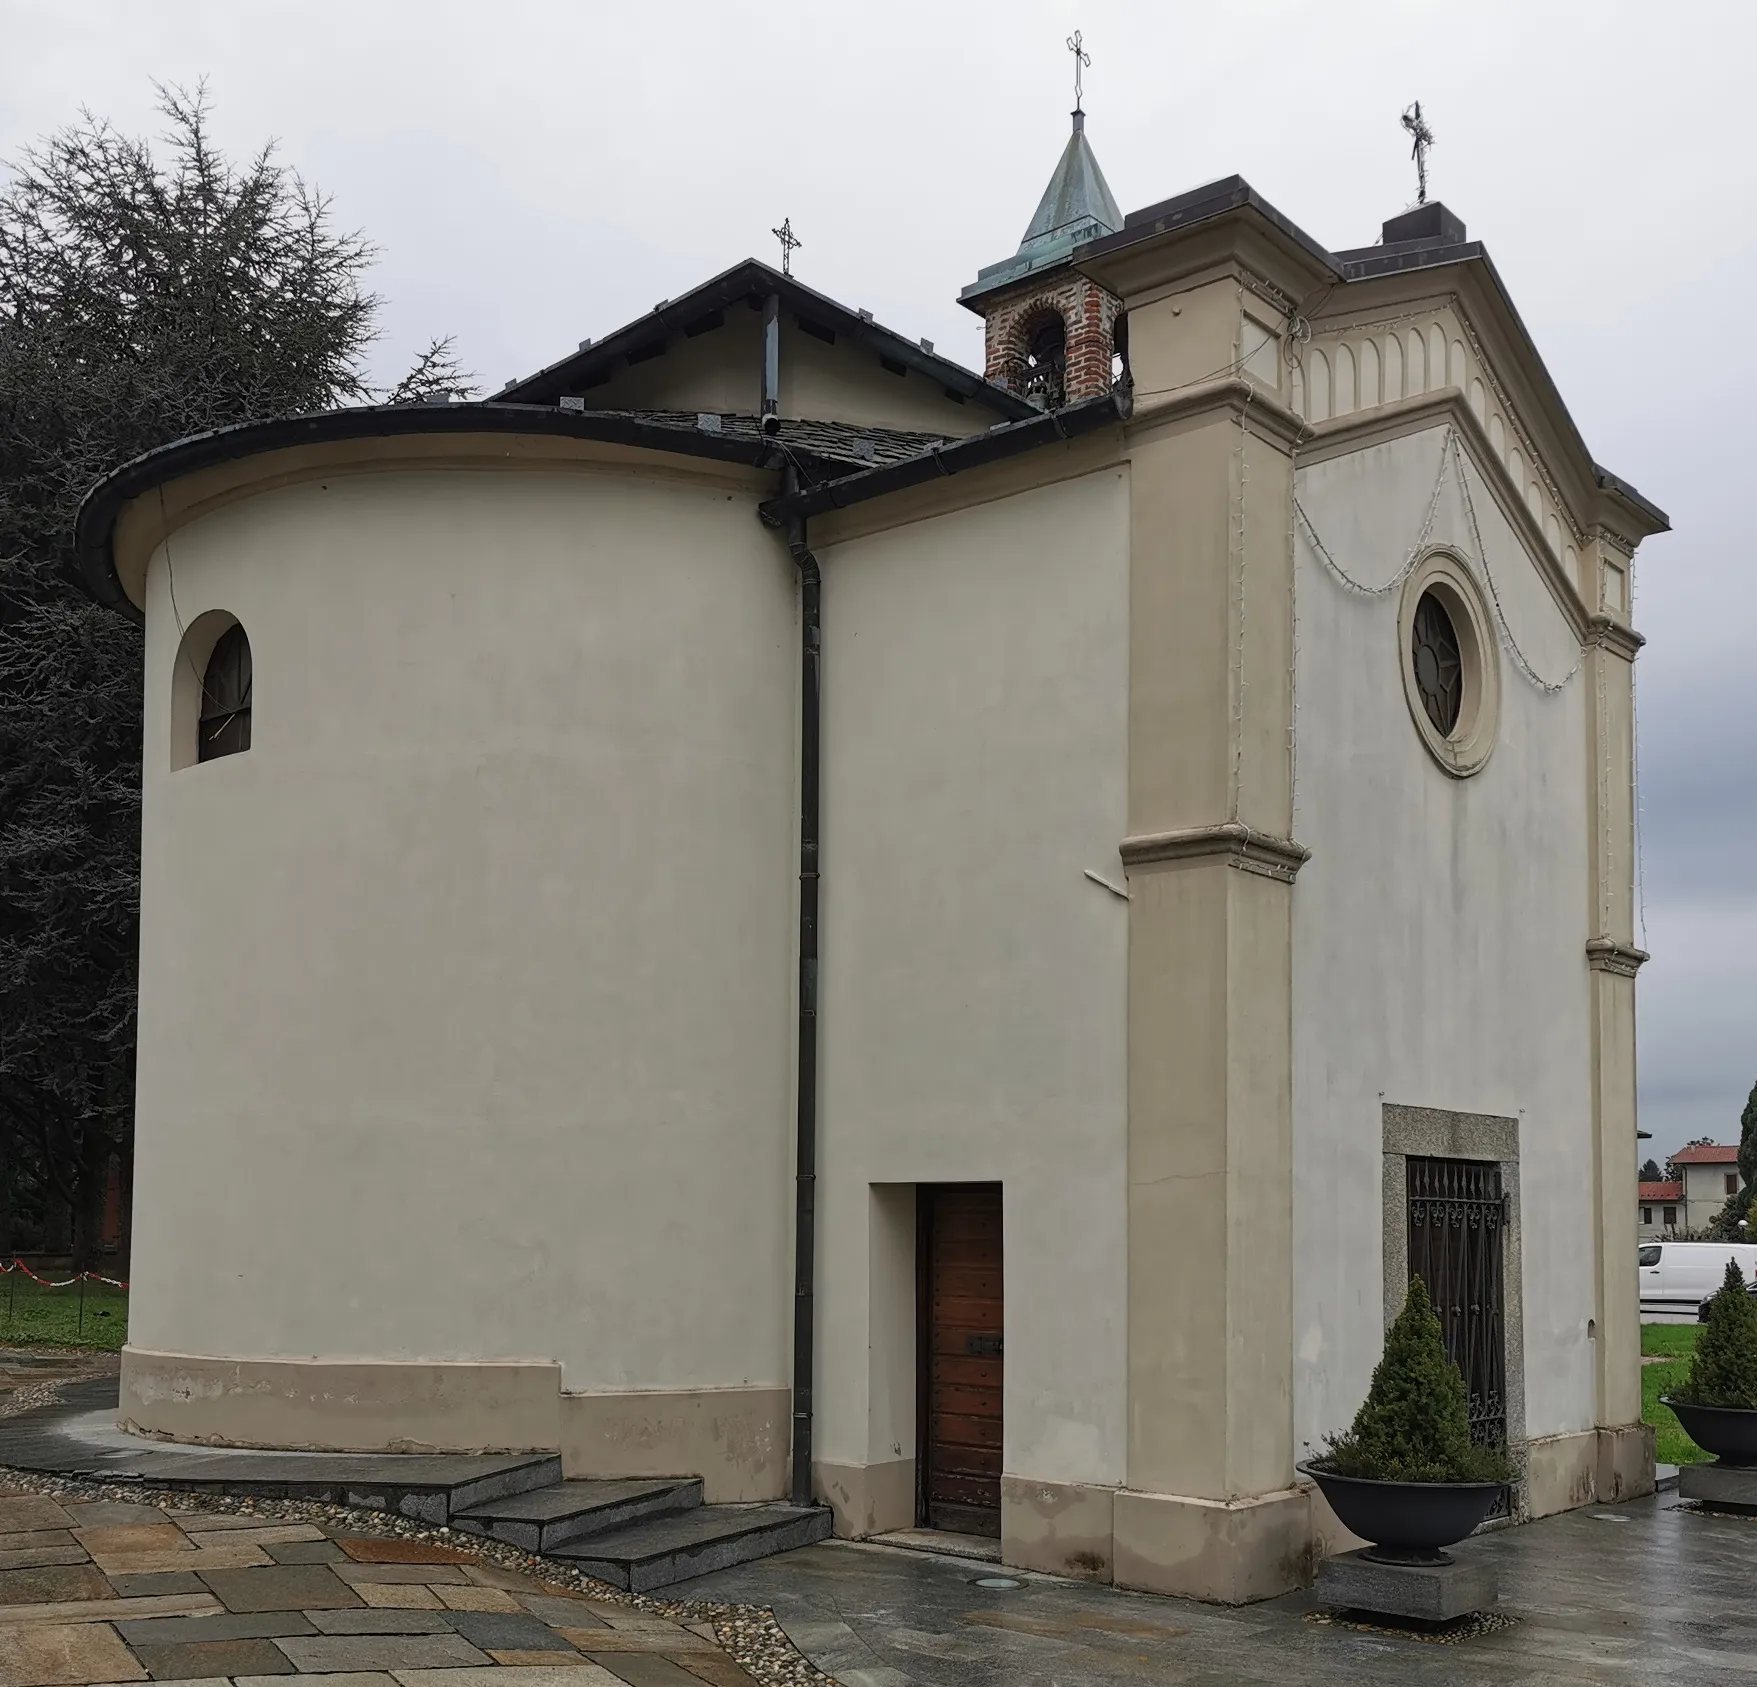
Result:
[1317, 1275, 1511, 1483]
[1681, 1260, 1757, 1410]
[0, 87, 466, 1264]
[1640, 1158, 1664, 1184]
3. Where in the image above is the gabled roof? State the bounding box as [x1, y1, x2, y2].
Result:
[1070, 181, 1669, 535]
[1640, 1182, 1684, 1202]
[1671, 1145, 1741, 1166]
[498, 258, 1033, 421]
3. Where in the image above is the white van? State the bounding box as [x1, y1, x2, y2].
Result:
[1638, 1242, 1757, 1321]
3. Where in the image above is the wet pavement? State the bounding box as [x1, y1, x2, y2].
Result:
[675, 1490, 1757, 1684]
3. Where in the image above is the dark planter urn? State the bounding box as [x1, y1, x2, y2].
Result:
[1662, 1398, 1757, 1466]
[1300, 1464, 1503, 1565]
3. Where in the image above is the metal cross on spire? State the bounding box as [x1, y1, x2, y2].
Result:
[1401, 101, 1435, 206]
[1067, 30, 1091, 113]
[771, 217, 802, 278]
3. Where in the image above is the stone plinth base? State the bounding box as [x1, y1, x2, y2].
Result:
[1678, 1461, 1757, 1513]
[1113, 1485, 1312, 1605]
[1315, 1548, 1498, 1622]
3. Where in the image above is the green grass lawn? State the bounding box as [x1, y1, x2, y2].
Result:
[0, 1274, 128, 1351]
[1642, 1321, 1708, 1465]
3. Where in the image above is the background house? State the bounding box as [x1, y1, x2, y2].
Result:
[1668, 1144, 1745, 1232]
[1638, 1181, 1683, 1238]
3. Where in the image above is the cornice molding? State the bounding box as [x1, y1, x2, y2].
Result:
[1586, 938, 1649, 978]
[1308, 264, 1667, 548]
[1124, 376, 1305, 453]
[1587, 614, 1645, 663]
[1120, 822, 1311, 883]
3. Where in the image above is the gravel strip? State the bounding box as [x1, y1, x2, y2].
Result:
[0, 1357, 837, 1685]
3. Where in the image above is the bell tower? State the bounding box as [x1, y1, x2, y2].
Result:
[959, 105, 1125, 408]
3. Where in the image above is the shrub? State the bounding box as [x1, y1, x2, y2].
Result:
[1680, 1261, 1757, 1409]
[1313, 1275, 1512, 1484]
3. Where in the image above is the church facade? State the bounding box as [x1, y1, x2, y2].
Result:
[84, 110, 1666, 1602]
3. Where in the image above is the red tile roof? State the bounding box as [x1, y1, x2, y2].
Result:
[1669, 1145, 1741, 1165]
[1640, 1182, 1683, 1202]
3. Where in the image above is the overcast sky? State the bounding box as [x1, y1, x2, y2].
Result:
[4, 0, 1750, 1163]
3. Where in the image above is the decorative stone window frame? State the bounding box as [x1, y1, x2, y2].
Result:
[1397, 549, 1501, 779]
[1381, 1103, 1528, 1518]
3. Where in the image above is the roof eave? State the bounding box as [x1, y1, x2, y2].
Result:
[76, 401, 788, 622]
[499, 258, 1034, 421]
[760, 389, 1125, 524]
[1071, 175, 1342, 296]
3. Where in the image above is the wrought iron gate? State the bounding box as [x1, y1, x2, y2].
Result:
[1407, 1156, 1509, 1510]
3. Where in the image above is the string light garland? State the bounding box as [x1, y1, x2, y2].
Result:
[1295, 425, 1586, 697]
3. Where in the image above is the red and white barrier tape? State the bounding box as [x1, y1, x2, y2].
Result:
[0, 1260, 129, 1290]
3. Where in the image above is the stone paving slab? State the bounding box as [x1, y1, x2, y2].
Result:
[106, 1575, 207, 1598]
[338, 1565, 471, 1585]
[339, 1538, 479, 1565]
[273, 1631, 492, 1671]
[264, 1541, 346, 1566]
[559, 1627, 717, 1653]
[236, 1676, 395, 1687]
[355, 1584, 445, 1610]
[393, 1669, 626, 1687]
[435, 1584, 524, 1612]
[486, 1650, 597, 1668]
[444, 1609, 574, 1651]
[237, 1677, 394, 1687]
[308, 1610, 460, 1635]
[114, 1613, 317, 1643]
[130, 1636, 294, 1678]
[0, 1464, 765, 1686]
[197, 1564, 364, 1612]
[0, 1619, 146, 1685]
[581, 1659, 712, 1687]
[0, 1562, 116, 1603]
[0, 1595, 219, 1626]
[0, 1544, 92, 1570]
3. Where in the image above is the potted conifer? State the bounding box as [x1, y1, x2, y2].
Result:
[1300, 1275, 1512, 1562]
[1664, 1260, 1757, 1464]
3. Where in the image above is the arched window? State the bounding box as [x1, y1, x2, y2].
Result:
[1020, 310, 1067, 409]
[198, 624, 252, 761]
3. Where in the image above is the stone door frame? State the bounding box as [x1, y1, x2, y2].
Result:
[1381, 1103, 1528, 1517]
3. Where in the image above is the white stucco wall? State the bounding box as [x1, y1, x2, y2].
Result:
[813, 468, 1132, 1490]
[1291, 425, 1596, 1454]
[130, 462, 798, 1393]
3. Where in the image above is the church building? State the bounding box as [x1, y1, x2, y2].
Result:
[82, 97, 1667, 1602]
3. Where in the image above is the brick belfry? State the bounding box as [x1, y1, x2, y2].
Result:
[959, 56, 1125, 408]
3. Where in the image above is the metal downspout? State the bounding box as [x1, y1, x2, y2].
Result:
[784, 473, 821, 1511]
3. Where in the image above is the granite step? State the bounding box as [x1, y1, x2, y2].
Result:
[549, 1502, 833, 1593]
[452, 1477, 702, 1552]
[0, 1378, 562, 1525]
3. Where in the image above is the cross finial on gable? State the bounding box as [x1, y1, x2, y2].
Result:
[1401, 101, 1435, 206]
[771, 217, 802, 278]
[1067, 30, 1091, 114]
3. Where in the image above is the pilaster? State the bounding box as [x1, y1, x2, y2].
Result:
[1117, 290, 1305, 1596]
[1583, 526, 1649, 1490]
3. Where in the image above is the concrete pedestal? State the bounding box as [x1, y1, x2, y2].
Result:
[1678, 1461, 1757, 1513]
[1315, 1548, 1498, 1622]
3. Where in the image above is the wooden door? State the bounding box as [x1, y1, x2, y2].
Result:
[918, 1184, 1003, 1536]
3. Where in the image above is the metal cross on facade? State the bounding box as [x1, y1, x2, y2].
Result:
[1067, 30, 1091, 113]
[771, 217, 802, 278]
[1401, 101, 1435, 206]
